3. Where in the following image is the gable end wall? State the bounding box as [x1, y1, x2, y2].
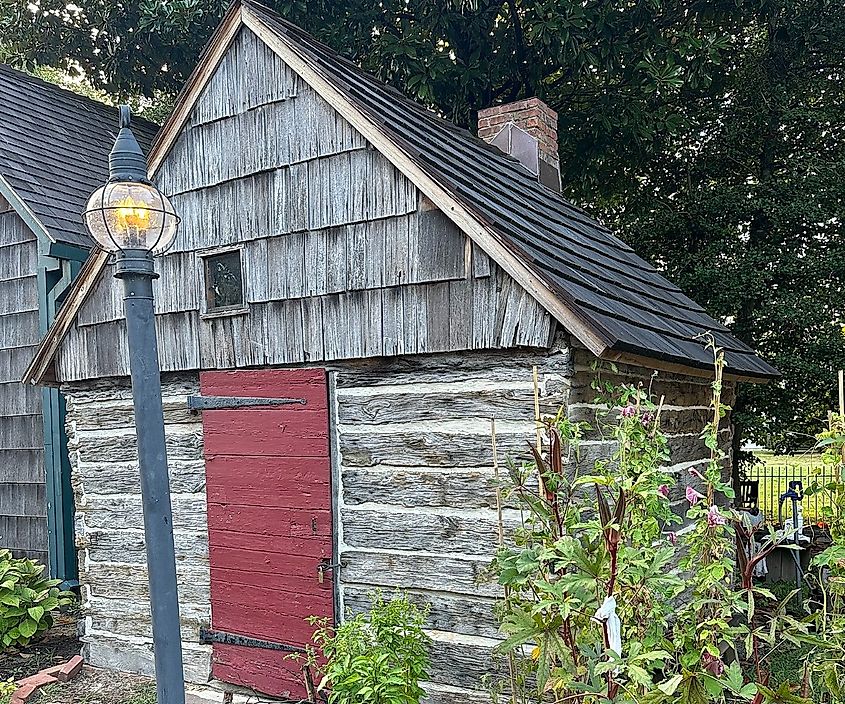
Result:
[55, 27, 555, 384]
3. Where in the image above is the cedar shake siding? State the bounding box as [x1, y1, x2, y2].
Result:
[0, 210, 46, 563]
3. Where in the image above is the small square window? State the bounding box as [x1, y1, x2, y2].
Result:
[203, 249, 245, 313]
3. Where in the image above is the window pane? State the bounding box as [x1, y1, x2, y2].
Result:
[205, 250, 244, 311]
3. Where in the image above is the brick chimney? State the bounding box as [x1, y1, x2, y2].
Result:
[478, 97, 561, 192]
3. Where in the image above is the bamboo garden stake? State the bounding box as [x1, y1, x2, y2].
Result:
[491, 418, 518, 704]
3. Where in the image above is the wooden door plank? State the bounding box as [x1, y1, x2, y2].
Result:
[201, 368, 333, 699]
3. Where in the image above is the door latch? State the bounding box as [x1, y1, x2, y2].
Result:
[317, 559, 342, 584]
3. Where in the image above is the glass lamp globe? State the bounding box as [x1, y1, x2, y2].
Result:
[83, 181, 179, 254]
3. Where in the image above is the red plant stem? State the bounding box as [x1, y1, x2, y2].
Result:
[607, 546, 618, 596]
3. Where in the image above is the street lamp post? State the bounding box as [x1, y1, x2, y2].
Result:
[83, 106, 185, 704]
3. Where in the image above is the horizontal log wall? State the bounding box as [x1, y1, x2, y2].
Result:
[332, 345, 572, 703]
[64, 344, 732, 702]
[65, 378, 213, 683]
[64, 344, 572, 703]
[0, 211, 46, 563]
[567, 346, 737, 512]
[56, 26, 552, 384]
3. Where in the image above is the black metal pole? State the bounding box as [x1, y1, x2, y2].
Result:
[115, 248, 186, 704]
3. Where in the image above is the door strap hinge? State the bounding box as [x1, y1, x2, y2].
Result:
[199, 627, 305, 653]
[187, 395, 307, 412]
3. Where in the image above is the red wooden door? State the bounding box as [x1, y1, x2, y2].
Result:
[200, 369, 334, 699]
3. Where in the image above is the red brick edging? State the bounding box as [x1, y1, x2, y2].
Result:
[11, 655, 84, 703]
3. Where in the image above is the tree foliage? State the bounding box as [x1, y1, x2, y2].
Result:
[2, 0, 843, 454]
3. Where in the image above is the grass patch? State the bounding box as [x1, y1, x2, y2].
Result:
[124, 683, 157, 704]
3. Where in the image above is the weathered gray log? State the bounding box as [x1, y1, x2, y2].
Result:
[337, 387, 566, 425]
[343, 586, 501, 639]
[81, 562, 210, 604]
[78, 529, 209, 564]
[340, 550, 501, 598]
[79, 495, 207, 532]
[339, 429, 532, 468]
[427, 639, 505, 691]
[342, 508, 507, 557]
[334, 344, 571, 388]
[83, 635, 211, 685]
[342, 466, 512, 510]
[422, 685, 493, 704]
[75, 460, 207, 495]
[73, 430, 203, 464]
[70, 398, 199, 431]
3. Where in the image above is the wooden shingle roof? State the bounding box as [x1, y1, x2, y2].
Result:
[243, 1, 777, 380]
[0, 64, 158, 250]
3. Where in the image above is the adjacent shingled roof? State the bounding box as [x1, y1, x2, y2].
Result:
[0, 64, 158, 249]
[241, 0, 777, 380]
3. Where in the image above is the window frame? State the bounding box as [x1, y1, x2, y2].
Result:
[198, 244, 249, 319]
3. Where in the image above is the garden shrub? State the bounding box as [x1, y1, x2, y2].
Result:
[305, 592, 431, 704]
[0, 550, 73, 649]
[487, 338, 807, 703]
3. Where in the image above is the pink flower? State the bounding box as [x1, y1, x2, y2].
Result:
[621, 405, 637, 418]
[641, 411, 654, 425]
[666, 531, 678, 546]
[706, 505, 726, 527]
[702, 652, 725, 676]
[689, 467, 705, 481]
[658, 484, 670, 498]
[686, 486, 704, 506]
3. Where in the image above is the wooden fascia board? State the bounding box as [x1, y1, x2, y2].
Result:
[22, 248, 110, 386]
[243, 8, 611, 359]
[147, 3, 244, 176]
[0, 174, 54, 244]
[607, 350, 773, 384]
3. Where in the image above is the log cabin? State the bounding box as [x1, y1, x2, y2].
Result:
[0, 65, 156, 581]
[24, 2, 778, 700]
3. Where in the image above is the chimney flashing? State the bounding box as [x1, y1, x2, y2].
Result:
[478, 97, 561, 192]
